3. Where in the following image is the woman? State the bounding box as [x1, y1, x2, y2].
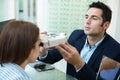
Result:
[0, 20, 42, 80]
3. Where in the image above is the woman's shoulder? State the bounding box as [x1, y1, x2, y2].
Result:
[0, 63, 31, 80]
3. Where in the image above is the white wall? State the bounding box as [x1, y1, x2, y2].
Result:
[0, 0, 15, 21]
[115, 1, 120, 42]
[36, 0, 48, 32]
[107, 0, 120, 43]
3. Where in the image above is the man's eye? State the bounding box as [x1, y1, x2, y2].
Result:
[85, 16, 88, 19]
[92, 17, 98, 20]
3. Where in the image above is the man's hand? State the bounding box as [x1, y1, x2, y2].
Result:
[55, 42, 85, 69]
[39, 46, 47, 57]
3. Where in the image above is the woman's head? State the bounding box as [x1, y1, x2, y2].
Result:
[0, 20, 40, 65]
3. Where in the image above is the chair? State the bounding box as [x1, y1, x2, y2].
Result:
[96, 56, 120, 80]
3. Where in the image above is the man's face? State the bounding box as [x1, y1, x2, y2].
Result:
[84, 8, 107, 37]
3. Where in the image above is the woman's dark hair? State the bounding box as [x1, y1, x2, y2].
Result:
[0, 20, 39, 65]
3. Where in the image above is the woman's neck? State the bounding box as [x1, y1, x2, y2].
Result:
[20, 60, 28, 69]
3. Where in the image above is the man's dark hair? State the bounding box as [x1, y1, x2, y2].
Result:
[89, 1, 112, 24]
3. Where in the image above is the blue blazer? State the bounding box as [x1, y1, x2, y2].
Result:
[40, 29, 120, 80]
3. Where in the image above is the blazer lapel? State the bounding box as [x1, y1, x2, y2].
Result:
[88, 46, 104, 66]
[87, 34, 109, 66]
[74, 35, 86, 53]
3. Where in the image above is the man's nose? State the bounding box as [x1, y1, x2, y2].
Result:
[85, 18, 91, 24]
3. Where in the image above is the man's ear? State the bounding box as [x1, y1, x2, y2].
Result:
[103, 21, 110, 30]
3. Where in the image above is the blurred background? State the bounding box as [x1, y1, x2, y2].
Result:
[0, 0, 120, 73]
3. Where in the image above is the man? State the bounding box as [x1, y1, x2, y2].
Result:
[39, 1, 120, 80]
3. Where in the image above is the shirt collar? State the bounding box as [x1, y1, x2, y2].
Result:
[85, 35, 105, 48]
